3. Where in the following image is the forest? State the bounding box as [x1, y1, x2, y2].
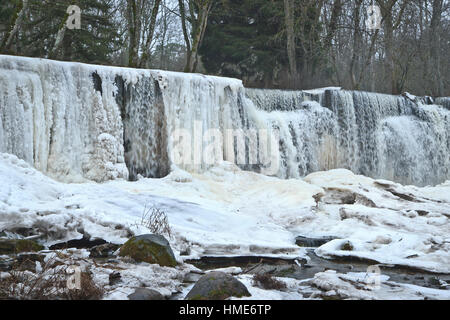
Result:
[0, 0, 448, 96]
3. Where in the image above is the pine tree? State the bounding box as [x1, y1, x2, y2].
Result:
[0, 0, 120, 64]
[199, 0, 285, 87]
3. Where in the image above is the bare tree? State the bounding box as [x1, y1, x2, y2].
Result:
[284, 0, 298, 88]
[139, 0, 162, 67]
[0, 0, 28, 52]
[179, 0, 214, 73]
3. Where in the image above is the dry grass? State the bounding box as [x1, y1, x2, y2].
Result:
[138, 206, 172, 239]
[252, 273, 287, 291]
[0, 256, 104, 300]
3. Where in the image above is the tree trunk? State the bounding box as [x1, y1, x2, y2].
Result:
[50, 12, 70, 60]
[324, 0, 343, 52]
[284, 0, 298, 88]
[139, 0, 162, 68]
[383, 7, 396, 93]
[430, 0, 443, 96]
[349, 0, 362, 89]
[178, 0, 191, 70]
[127, 0, 140, 67]
[183, 1, 212, 73]
[1, 0, 28, 52]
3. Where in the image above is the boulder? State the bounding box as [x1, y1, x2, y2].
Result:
[89, 243, 120, 258]
[185, 271, 251, 300]
[128, 288, 165, 300]
[118, 234, 177, 267]
[0, 239, 44, 255]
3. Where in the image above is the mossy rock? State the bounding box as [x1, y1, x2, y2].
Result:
[0, 239, 44, 255]
[119, 234, 177, 267]
[185, 271, 251, 300]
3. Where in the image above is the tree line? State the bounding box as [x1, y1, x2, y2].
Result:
[0, 0, 448, 96]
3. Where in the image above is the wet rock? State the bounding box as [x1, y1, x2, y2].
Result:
[0, 256, 14, 271]
[183, 272, 203, 283]
[312, 192, 324, 207]
[128, 288, 165, 300]
[340, 241, 354, 251]
[109, 271, 121, 286]
[89, 243, 120, 258]
[186, 256, 299, 270]
[119, 234, 177, 267]
[322, 188, 356, 204]
[416, 210, 429, 216]
[321, 188, 376, 207]
[295, 236, 336, 248]
[185, 271, 251, 300]
[180, 247, 191, 256]
[49, 236, 107, 250]
[0, 239, 44, 255]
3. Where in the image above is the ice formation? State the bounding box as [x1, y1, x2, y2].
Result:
[0, 55, 449, 186]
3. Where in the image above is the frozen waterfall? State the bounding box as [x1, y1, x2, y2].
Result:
[0, 55, 449, 186]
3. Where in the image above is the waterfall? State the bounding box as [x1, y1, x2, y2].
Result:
[0, 55, 129, 182]
[244, 88, 450, 186]
[0, 55, 449, 186]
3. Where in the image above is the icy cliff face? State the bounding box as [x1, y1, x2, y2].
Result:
[0, 55, 449, 186]
[245, 89, 450, 186]
[0, 56, 132, 182]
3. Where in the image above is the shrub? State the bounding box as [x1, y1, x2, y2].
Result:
[252, 273, 287, 291]
[0, 257, 104, 300]
[139, 206, 172, 239]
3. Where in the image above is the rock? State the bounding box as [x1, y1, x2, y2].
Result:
[295, 236, 336, 248]
[322, 188, 356, 204]
[0, 239, 44, 255]
[424, 96, 434, 105]
[49, 236, 107, 250]
[15, 253, 46, 272]
[109, 271, 121, 286]
[128, 288, 165, 300]
[0, 256, 14, 271]
[183, 272, 203, 283]
[312, 192, 324, 207]
[118, 234, 177, 267]
[374, 235, 392, 245]
[341, 241, 354, 251]
[89, 243, 120, 258]
[416, 210, 429, 216]
[185, 271, 251, 300]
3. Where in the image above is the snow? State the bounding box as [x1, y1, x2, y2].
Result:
[303, 87, 342, 94]
[1, 55, 449, 299]
[308, 270, 450, 300]
[1, 152, 449, 277]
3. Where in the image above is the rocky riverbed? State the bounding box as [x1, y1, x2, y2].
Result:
[0, 153, 449, 300]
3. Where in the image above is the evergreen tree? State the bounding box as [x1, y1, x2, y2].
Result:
[199, 0, 285, 87]
[0, 0, 120, 64]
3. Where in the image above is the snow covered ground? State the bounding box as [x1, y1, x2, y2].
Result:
[0, 152, 449, 299]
